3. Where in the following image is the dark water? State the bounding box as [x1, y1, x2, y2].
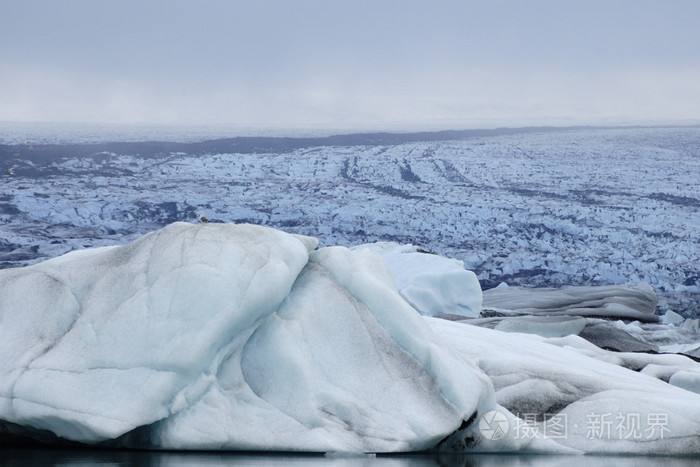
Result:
[2, 449, 700, 467]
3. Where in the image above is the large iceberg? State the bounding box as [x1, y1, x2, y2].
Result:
[1, 222, 699, 455]
[0, 222, 493, 451]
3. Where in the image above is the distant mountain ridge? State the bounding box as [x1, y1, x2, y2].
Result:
[0, 125, 655, 163]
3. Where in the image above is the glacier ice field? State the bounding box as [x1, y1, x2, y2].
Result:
[1, 125, 699, 316]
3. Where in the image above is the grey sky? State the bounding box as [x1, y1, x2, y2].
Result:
[1, 0, 699, 131]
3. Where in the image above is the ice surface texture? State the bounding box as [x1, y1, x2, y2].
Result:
[431, 318, 700, 454]
[354, 242, 482, 318]
[1, 126, 698, 316]
[1, 222, 700, 454]
[482, 284, 659, 322]
[0, 222, 490, 451]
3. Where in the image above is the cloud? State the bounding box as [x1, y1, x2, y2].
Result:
[1, 0, 699, 130]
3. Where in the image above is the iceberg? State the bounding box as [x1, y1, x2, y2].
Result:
[353, 242, 482, 318]
[493, 315, 588, 338]
[0, 222, 491, 451]
[430, 319, 700, 454]
[1, 222, 699, 455]
[482, 284, 660, 322]
[0, 222, 315, 444]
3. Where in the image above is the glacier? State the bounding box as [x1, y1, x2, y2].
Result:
[1, 222, 700, 454]
[2, 126, 698, 318]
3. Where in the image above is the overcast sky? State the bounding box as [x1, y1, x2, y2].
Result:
[1, 0, 699, 132]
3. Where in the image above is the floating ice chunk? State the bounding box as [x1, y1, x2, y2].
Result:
[0, 222, 314, 443]
[153, 244, 491, 452]
[640, 363, 693, 382]
[355, 242, 481, 318]
[607, 319, 700, 352]
[428, 318, 700, 455]
[482, 284, 659, 322]
[661, 310, 685, 325]
[682, 319, 700, 333]
[3, 222, 700, 454]
[558, 390, 700, 454]
[669, 370, 700, 395]
[0, 223, 491, 452]
[660, 343, 700, 356]
[578, 323, 659, 353]
[493, 316, 587, 338]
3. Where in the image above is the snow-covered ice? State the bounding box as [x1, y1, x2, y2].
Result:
[1, 222, 700, 454]
[354, 242, 481, 318]
[0, 223, 490, 451]
[0, 223, 315, 443]
[430, 318, 700, 454]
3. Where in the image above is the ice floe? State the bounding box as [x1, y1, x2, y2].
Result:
[354, 242, 481, 318]
[482, 284, 659, 322]
[429, 319, 700, 454]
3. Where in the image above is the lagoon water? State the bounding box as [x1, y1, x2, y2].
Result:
[2, 449, 700, 467]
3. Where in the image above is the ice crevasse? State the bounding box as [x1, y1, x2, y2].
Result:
[1, 222, 700, 454]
